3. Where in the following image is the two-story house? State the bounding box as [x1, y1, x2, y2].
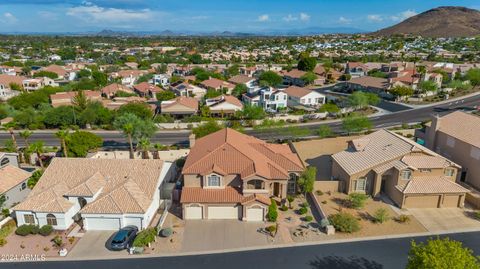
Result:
[283, 86, 326, 109]
[331, 129, 468, 208]
[420, 111, 480, 190]
[346, 62, 368, 78]
[242, 87, 287, 112]
[0, 152, 32, 209]
[180, 129, 304, 221]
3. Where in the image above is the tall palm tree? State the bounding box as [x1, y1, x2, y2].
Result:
[19, 130, 33, 164]
[138, 138, 151, 159]
[153, 143, 164, 159]
[113, 114, 139, 159]
[55, 129, 70, 157]
[8, 127, 22, 163]
[29, 141, 45, 168]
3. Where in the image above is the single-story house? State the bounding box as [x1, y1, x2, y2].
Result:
[283, 86, 326, 109]
[205, 95, 243, 116]
[160, 96, 199, 117]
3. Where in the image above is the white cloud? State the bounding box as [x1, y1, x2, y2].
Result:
[338, 16, 352, 24]
[257, 14, 269, 22]
[391, 10, 418, 21]
[283, 14, 298, 22]
[367, 14, 383, 22]
[300, 13, 310, 22]
[2, 12, 18, 24]
[67, 3, 155, 23]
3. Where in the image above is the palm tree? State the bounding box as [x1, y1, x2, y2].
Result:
[29, 141, 45, 168]
[113, 113, 139, 159]
[8, 127, 22, 163]
[153, 143, 164, 159]
[19, 130, 32, 164]
[55, 130, 70, 157]
[138, 138, 151, 159]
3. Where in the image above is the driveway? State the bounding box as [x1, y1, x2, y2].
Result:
[408, 207, 480, 232]
[181, 220, 273, 252]
[67, 231, 130, 259]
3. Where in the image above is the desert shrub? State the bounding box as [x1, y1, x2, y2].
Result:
[267, 199, 278, 222]
[265, 225, 277, 236]
[0, 238, 6, 247]
[39, 225, 53, 236]
[320, 218, 330, 229]
[304, 215, 314, 222]
[298, 207, 308, 215]
[287, 195, 295, 208]
[160, 228, 173, 238]
[474, 211, 480, 220]
[51, 235, 64, 249]
[279, 205, 288, 211]
[133, 228, 157, 247]
[300, 202, 309, 208]
[347, 193, 369, 209]
[2, 209, 9, 218]
[315, 190, 324, 196]
[15, 224, 39, 236]
[373, 208, 390, 223]
[321, 200, 328, 204]
[397, 214, 411, 223]
[68, 237, 75, 244]
[329, 212, 360, 233]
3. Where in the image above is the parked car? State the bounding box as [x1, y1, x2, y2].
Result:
[108, 226, 138, 251]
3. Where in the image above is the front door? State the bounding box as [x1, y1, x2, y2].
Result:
[380, 175, 388, 193]
[460, 171, 467, 182]
[273, 183, 280, 197]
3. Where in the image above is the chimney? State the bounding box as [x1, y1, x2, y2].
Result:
[425, 114, 441, 149]
[189, 133, 196, 148]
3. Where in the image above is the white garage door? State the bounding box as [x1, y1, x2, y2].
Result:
[208, 206, 239, 220]
[185, 205, 203, 220]
[124, 217, 142, 229]
[85, 217, 121, 230]
[246, 207, 264, 222]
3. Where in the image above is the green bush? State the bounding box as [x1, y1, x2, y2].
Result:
[329, 212, 360, 233]
[304, 216, 314, 222]
[133, 228, 157, 247]
[39, 225, 53, 236]
[267, 199, 278, 222]
[265, 225, 277, 236]
[0, 238, 6, 247]
[315, 190, 324, 196]
[373, 208, 390, 224]
[300, 202, 309, 208]
[160, 228, 173, 238]
[15, 225, 39, 236]
[347, 193, 369, 209]
[397, 214, 411, 223]
[279, 205, 288, 211]
[298, 207, 308, 215]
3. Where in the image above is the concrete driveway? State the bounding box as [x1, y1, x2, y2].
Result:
[181, 220, 273, 252]
[67, 231, 130, 259]
[408, 207, 480, 232]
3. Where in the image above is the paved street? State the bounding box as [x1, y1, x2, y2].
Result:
[1, 93, 479, 147]
[2, 231, 480, 269]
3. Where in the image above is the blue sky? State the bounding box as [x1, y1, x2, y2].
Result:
[0, 0, 479, 33]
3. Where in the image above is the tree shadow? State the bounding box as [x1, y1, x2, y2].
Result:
[309, 255, 383, 269]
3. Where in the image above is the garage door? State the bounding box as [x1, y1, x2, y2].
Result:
[443, 195, 461, 207]
[85, 217, 121, 230]
[124, 217, 142, 229]
[208, 206, 239, 220]
[404, 195, 440, 208]
[185, 205, 203, 220]
[246, 207, 264, 222]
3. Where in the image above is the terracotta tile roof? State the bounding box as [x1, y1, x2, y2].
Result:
[41, 64, 67, 77]
[436, 111, 480, 149]
[117, 70, 148, 78]
[161, 96, 199, 110]
[14, 158, 165, 214]
[333, 129, 456, 175]
[0, 74, 26, 87]
[373, 160, 410, 174]
[180, 187, 244, 203]
[183, 128, 304, 180]
[228, 75, 255, 85]
[348, 76, 390, 89]
[401, 155, 452, 169]
[282, 69, 306, 78]
[397, 176, 469, 194]
[241, 194, 271, 205]
[134, 82, 163, 93]
[283, 86, 313, 98]
[0, 165, 31, 193]
[207, 95, 243, 109]
[201, 78, 234, 89]
[101, 83, 133, 95]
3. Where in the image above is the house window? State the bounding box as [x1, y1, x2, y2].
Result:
[446, 136, 455, 148]
[20, 182, 26, 190]
[247, 180, 264, 190]
[46, 214, 57, 226]
[444, 168, 455, 177]
[288, 173, 297, 194]
[419, 168, 432, 173]
[207, 175, 221, 187]
[0, 158, 9, 166]
[354, 177, 367, 191]
[24, 214, 35, 224]
[400, 170, 412, 180]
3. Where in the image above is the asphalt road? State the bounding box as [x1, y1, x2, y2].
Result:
[2, 231, 480, 269]
[1, 94, 479, 147]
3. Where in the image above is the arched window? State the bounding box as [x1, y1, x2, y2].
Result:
[46, 214, 57, 226]
[78, 197, 87, 209]
[247, 180, 264, 190]
[288, 173, 298, 194]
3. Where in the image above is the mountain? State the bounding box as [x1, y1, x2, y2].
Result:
[374, 6, 480, 38]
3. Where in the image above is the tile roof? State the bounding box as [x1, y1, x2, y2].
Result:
[207, 95, 243, 109]
[134, 82, 163, 93]
[201, 78, 234, 89]
[283, 86, 314, 98]
[14, 158, 165, 214]
[332, 129, 456, 175]
[0, 165, 31, 194]
[436, 111, 480, 149]
[101, 83, 133, 95]
[228, 75, 255, 85]
[282, 69, 306, 78]
[180, 187, 244, 203]
[401, 155, 452, 169]
[183, 128, 304, 180]
[348, 76, 390, 89]
[0, 74, 26, 86]
[397, 176, 469, 194]
[161, 96, 199, 111]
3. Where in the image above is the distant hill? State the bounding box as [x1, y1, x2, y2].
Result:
[374, 6, 480, 38]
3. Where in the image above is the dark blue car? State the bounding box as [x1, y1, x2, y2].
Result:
[108, 226, 138, 251]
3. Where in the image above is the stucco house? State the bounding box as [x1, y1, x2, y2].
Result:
[180, 128, 304, 221]
[160, 96, 199, 117]
[13, 158, 175, 231]
[283, 86, 326, 109]
[419, 111, 480, 190]
[205, 95, 243, 117]
[243, 87, 287, 112]
[331, 129, 468, 208]
[0, 152, 32, 209]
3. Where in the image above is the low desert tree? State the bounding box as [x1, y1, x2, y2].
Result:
[407, 237, 480, 269]
[301, 72, 317, 85]
[342, 114, 372, 134]
[156, 91, 176, 102]
[390, 85, 414, 98]
[259, 71, 283, 87]
[66, 131, 103, 157]
[267, 198, 278, 222]
[297, 167, 316, 196]
[466, 68, 480, 86]
[297, 54, 317, 72]
[27, 170, 44, 189]
[317, 125, 333, 138]
[192, 120, 223, 139]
